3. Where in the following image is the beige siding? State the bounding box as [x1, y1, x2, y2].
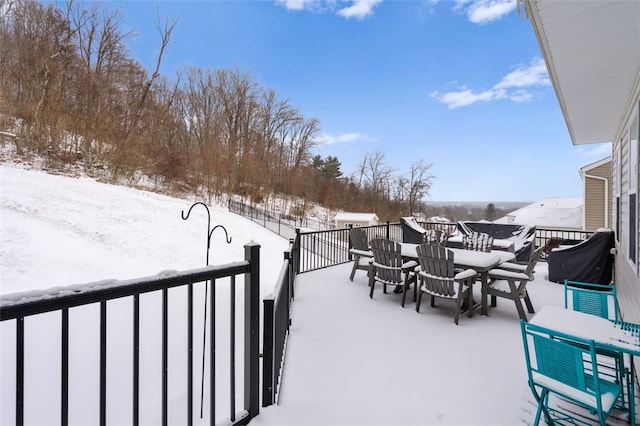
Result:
[583, 160, 613, 232]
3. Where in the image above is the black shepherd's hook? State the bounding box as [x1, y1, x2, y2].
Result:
[181, 201, 232, 418]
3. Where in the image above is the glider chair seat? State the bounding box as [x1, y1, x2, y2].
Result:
[521, 321, 622, 426]
[564, 280, 630, 412]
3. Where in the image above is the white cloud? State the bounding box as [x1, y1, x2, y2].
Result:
[276, 0, 318, 11]
[433, 88, 496, 109]
[494, 58, 550, 89]
[276, 0, 382, 19]
[314, 132, 371, 145]
[433, 57, 551, 109]
[337, 0, 383, 20]
[454, 0, 516, 24]
[508, 89, 534, 103]
[468, 0, 517, 24]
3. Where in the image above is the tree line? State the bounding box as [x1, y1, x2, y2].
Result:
[0, 0, 435, 221]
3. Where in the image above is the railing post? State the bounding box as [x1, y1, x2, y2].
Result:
[288, 238, 296, 300]
[294, 229, 301, 275]
[261, 297, 274, 407]
[347, 225, 354, 261]
[244, 243, 260, 420]
[386, 221, 390, 239]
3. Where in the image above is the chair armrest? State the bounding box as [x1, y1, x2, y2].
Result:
[496, 261, 527, 273]
[488, 268, 530, 281]
[454, 269, 477, 282]
[349, 248, 373, 257]
[402, 260, 418, 271]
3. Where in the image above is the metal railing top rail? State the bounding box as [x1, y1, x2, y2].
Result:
[293, 222, 594, 273]
[264, 250, 292, 301]
[0, 262, 249, 321]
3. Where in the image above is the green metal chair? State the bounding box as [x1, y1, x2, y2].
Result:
[563, 280, 629, 412]
[521, 320, 623, 426]
[564, 280, 618, 321]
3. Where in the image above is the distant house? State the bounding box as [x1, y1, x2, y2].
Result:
[334, 212, 379, 229]
[496, 197, 582, 230]
[580, 156, 612, 232]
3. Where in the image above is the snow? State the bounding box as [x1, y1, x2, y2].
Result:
[498, 197, 583, 229]
[530, 306, 640, 355]
[334, 212, 379, 223]
[1, 164, 289, 425]
[0, 163, 615, 425]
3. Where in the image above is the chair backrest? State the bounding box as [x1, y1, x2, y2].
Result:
[415, 244, 457, 296]
[462, 232, 493, 252]
[424, 229, 448, 246]
[520, 321, 610, 414]
[370, 239, 404, 284]
[524, 246, 545, 279]
[564, 280, 618, 321]
[349, 227, 370, 251]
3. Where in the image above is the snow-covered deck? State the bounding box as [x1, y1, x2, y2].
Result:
[252, 262, 639, 426]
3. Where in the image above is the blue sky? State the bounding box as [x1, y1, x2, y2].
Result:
[105, 0, 610, 202]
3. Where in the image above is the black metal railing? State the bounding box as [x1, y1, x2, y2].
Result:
[228, 200, 300, 240]
[262, 238, 298, 407]
[292, 222, 592, 273]
[534, 227, 593, 249]
[0, 243, 261, 426]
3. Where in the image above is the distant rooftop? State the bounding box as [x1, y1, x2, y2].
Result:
[496, 197, 583, 230]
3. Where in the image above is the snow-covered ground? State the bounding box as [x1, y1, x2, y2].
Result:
[1, 164, 289, 425]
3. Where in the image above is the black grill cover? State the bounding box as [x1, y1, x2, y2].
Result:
[400, 217, 427, 243]
[547, 229, 615, 284]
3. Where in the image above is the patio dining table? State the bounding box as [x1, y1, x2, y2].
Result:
[401, 243, 515, 316]
[530, 305, 640, 424]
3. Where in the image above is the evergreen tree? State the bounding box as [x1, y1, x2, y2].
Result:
[484, 203, 496, 221]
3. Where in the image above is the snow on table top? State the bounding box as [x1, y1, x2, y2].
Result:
[530, 305, 640, 356]
[401, 243, 514, 270]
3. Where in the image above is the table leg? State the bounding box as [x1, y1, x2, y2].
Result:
[481, 272, 489, 316]
[630, 356, 636, 425]
[467, 281, 475, 318]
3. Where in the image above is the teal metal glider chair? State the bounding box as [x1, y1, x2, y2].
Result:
[521, 320, 623, 425]
[564, 280, 618, 321]
[563, 280, 630, 412]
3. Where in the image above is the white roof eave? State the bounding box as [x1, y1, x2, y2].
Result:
[524, 0, 640, 145]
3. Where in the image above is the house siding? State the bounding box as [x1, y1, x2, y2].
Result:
[613, 75, 640, 326]
[617, 254, 640, 323]
[584, 162, 611, 231]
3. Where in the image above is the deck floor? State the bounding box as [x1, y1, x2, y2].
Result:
[253, 262, 639, 426]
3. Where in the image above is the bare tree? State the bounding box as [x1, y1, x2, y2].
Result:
[407, 159, 434, 215]
[355, 151, 394, 211]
